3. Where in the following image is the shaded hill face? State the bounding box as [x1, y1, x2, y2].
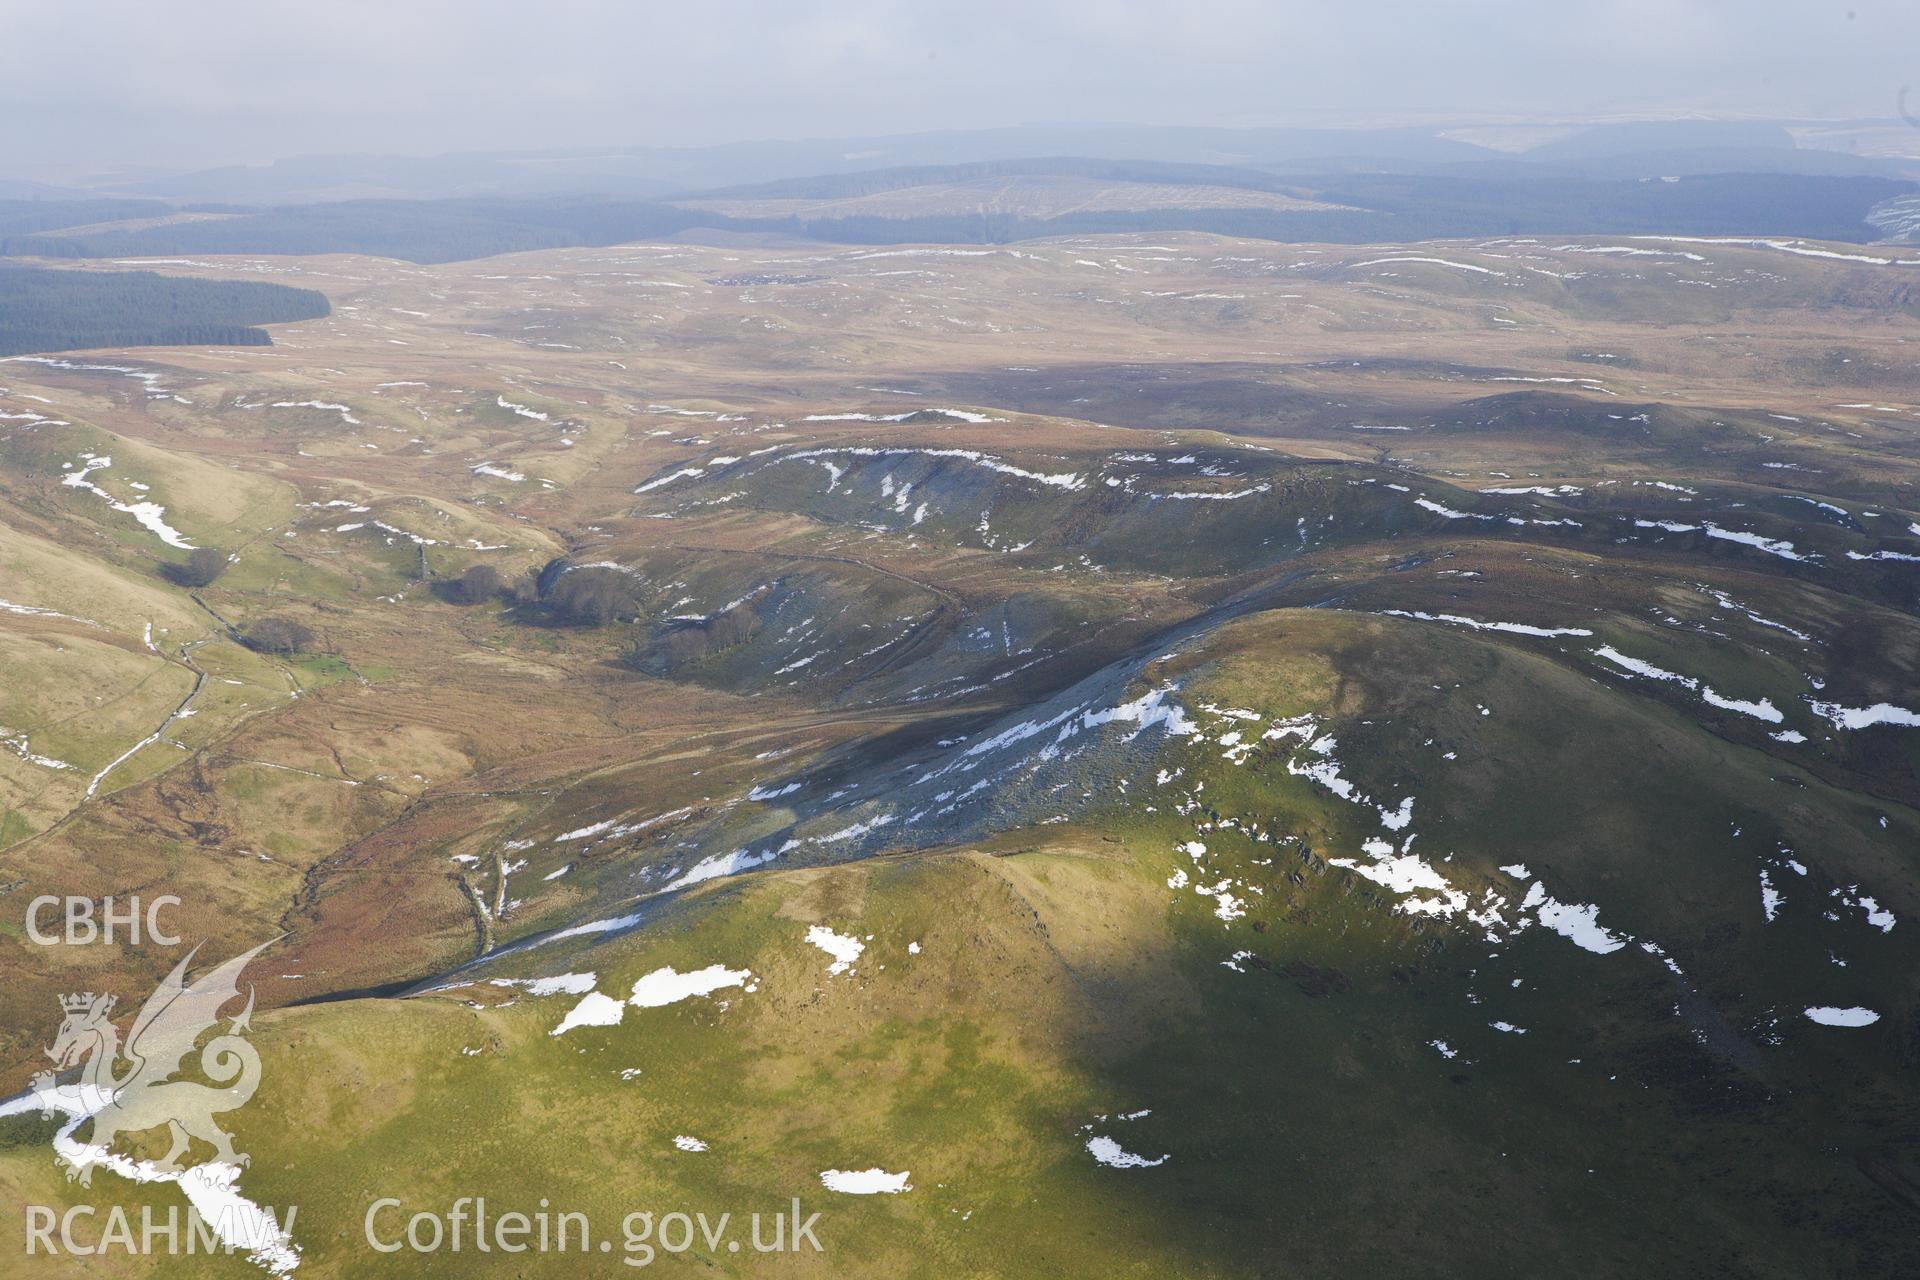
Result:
[0, 231, 1918, 1276]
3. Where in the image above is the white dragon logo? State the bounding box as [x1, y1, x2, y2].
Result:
[33, 940, 272, 1186]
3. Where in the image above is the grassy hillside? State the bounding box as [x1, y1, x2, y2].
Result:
[0, 231, 1916, 1276]
[8, 607, 1914, 1276]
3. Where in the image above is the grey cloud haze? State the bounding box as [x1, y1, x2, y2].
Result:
[2, 0, 1914, 176]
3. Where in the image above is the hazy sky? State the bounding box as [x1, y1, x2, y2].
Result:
[4, 0, 1914, 177]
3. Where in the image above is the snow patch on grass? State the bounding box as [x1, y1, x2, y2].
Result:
[1085, 1136, 1169, 1169]
[628, 964, 753, 1008]
[820, 1168, 911, 1193]
[806, 926, 865, 976]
